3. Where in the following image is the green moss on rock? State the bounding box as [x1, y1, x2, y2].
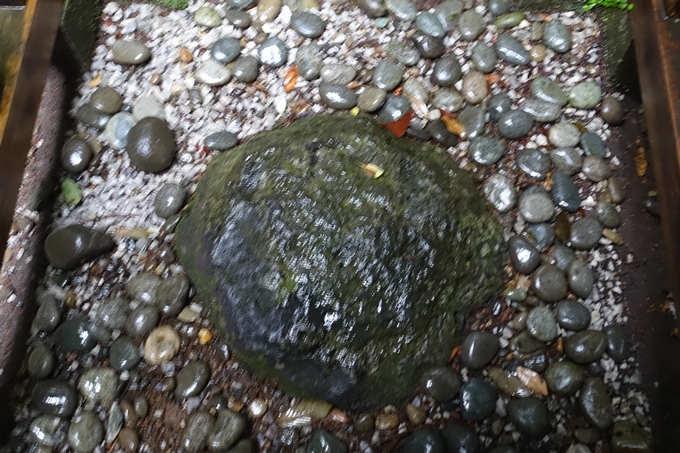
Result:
[176, 114, 505, 409]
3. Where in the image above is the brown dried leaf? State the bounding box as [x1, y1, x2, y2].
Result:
[516, 366, 548, 396]
[635, 146, 647, 177]
[115, 227, 150, 239]
[89, 72, 103, 88]
[439, 109, 466, 138]
[284, 65, 299, 93]
[555, 212, 571, 244]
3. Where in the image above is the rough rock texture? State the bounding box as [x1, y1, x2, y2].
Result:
[177, 114, 504, 410]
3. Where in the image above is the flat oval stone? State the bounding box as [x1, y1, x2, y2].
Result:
[531, 77, 568, 106]
[68, 411, 104, 453]
[458, 10, 486, 41]
[432, 88, 463, 112]
[32, 380, 78, 417]
[144, 326, 181, 365]
[565, 330, 607, 364]
[385, 40, 420, 67]
[416, 11, 445, 38]
[126, 117, 176, 172]
[570, 217, 603, 250]
[549, 122, 581, 148]
[435, 0, 463, 30]
[290, 11, 326, 38]
[488, 93, 511, 122]
[483, 174, 516, 212]
[551, 171, 581, 212]
[105, 112, 136, 149]
[154, 183, 186, 218]
[488, 0, 510, 15]
[517, 148, 550, 180]
[133, 96, 164, 121]
[357, 87, 387, 112]
[568, 259, 594, 299]
[127, 271, 160, 305]
[462, 71, 488, 105]
[609, 176, 626, 203]
[601, 96, 624, 125]
[28, 414, 67, 447]
[228, 0, 254, 8]
[110, 336, 141, 371]
[357, 0, 386, 17]
[507, 397, 551, 438]
[257, 0, 281, 22]
[519, 192, 554, 223]
[54, 317, 97, 352]
[580, 131, 606, 157]
[524, 223, 555, 250]
[543, 19, 571, 53]
[45, 225, 114, 271]
[411, 31, 445, 59]
[195, 59, 232, 86]
[494, 12, 524, 29]
[112, 39, 151, 64]
[426, 120, 459, 147]
[230, 55, 259, 83]
[61, 138, 93, 173]
[211, 37, 242, 64]
[498, 110, 533, 138]
[403, 430, 446, 453]
[180, 411, 215, 453]
[377, 94, 410, 123]
[471, 43, 498, 73]
[296, 44, 323, 80]
[441, 421, 479, 453]
[604, 325, 628, 361]
[508, 236, 540, 274]
[459, 105, 485, 139]
[258, 37, 288, 67]
[526, 305, 558, 342]
[595, 201, 620, 229]
[532, 264, 568, 302]
[320, 64, 357, 85]
[90, 87, 122, 114]
[460, 378, 497, 422]
[545, 360, 584, 396]
[402, 78, 428, 102]
[550, 147, 582, 175]
[95, 297, 129, 330]
[385, 0, 417, 21]
[582, 155, 611, 182]
[194, 6, 222, 27]
[78, 367, 118, 402]
[610, 421, 650, 453]
[422, 366, 461, 402]
[205, 131, 239, 151]
[461, 331, 500, 369]
[579, 378, 612, 429]
[27, 343, 55, 380]
[556, 300, 591, 331]
[551, 243, 576, 273]
[225, 10, 252, 28]
[207, 409, 247, 451]
[373, 60, 404, 91]
[126, 305, 159, 338]
[470, 136, 504, 165]
[74, 103, 111, 129]
[520, 98, 561, 123]
[175, 360, 210, 399]
[495, 34, 530, 65]
[432, 55, 462, 86]
[569, 81, 601, 109]
[157, 274, 190, 316]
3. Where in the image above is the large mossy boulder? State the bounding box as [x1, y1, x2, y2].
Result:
[176, 114, 505, 409]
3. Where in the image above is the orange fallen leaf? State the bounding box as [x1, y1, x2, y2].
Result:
[449, 345, 462, 362]
[516, 366, 548, 396]
[635, 146, 647, 177]
[393, 87, 403, 95]
[284, 65, 299, 93]
[485, 73, 500, 84]
[439, 109, 466, 138]
[381, 109, 414, 137]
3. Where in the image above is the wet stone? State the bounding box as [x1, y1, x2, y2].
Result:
[258, 37, 288, 67]
[27, 343, 55, 380]
[517, 148, 550, 180]
[568, 260, 594, 299]
[133, 96, 164, 121]
[307, 429, 348, 453]
[601, 96, 624, 125]
[507, 397, 551, 438]
[406, 124, 431, 140]
[126, 305, 159, 338]
[157, 274, 190, 316]
[377, 94, 411, 123]
[520, 98, 562, 123]
[211, 37, 242, 64]
[194, 6, 221, 27]
[525, 223, 555, 250]
[127, 271, 160, 304]
[29, 415, 67, 447]
[508, 236, 540, 274]
[530, 44, 547, 62]
[422, 366, 461, 402]
[385, 0, 417, 20]
[510, 331, 546, 354]
[550, 148, 582, 176]
[95, 297, 129, 330]
[53, 318, 97, 352]
[195, 59, 232, 86]
[74, 103, 111, 129]
[495, 34, 530, 65]
[257, 0, 281, 22]
[403, 430, 446, 453]
[61, 138, 93, 173]
[207, 409, 246, 451]
[175, 360, 210, 399]
[645, 195, 660, 216]
[205, 131, 239, 151]
[532, 264, 568, 302]
[526, 305, 558, 342]
[570, 217, 603, 250]
[488, 93, 511, 121]
[426, 120, 458, 147]
[230, 56, 259, 83]
[611, 421, 651, 452]
[416, 11, 445, 37]
[604, 325, 629, 362]
[531, 77, 568, 106]
[519, 192, 554, 223]
[68, 411, 104, 453]
[461, 331, 500, 369]
[225, 10, 251, 28]
[296, 44, 323, 80]
[154, 183, 186, 218]
[181, 411, 214, 453]
[470, 136, 504, 165]
[373, 60, 404, 91]
[402, 78, 428, 102]
[544, 360, 585, 396]
[579, 378, 612, 430]
[551, 243, 577, 273]
[582, 155, 611, 182]
[551, 170, 582, 212]
[460, 378, 497, 422]
[431, 55, 462, 86]
[78, 367, 118, 402]
[119, 428, 139, 453]
[458, 10, 486, 41]
[483, 174, 516, 212]
[90, 87, 122, 114]
[432, 88, 463, 112]
[565, 330, 608, 364]
[357, 87, 386, 112]
[498, 110, 533, 138]
[110, 337, 141, 371]
[290, 11, 326, 38]
[580, 132, 606, 158]
[385, 40, 420, 67]
[32, 380, 78, 417]
[459, 105, 486, 139]
[494, 12, 524, 28]
[487, 0, 510, 15]
[112, 39, 151, 64]
[471, 43, 498, 73]
[320, 64, 357, 85]
[549, 122, 581, 148]
[462, 71, 488, 105]
[441, 421, 480, 453]
[543, 19, 571, 53]
[126, 117, 176, 173]
[556, 300, 591, 331]
[33, 295, 64, 333]
[358, 0, 386, 18]
[354, 414, 375, 433]
[570, 81, 602, 109]
[412, 31, 445, 58]
[435, 0, 463, 30]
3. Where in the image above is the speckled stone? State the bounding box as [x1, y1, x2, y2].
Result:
[373, 60, 404, 91]
[195, 59, 232, 86]
[460, 378, 497, 422]
[532, 264, 568, 302]
[582, 155, 611, 182]
[550, 147, 582, 175]
[551, 171, 581, 212]
[290, 11, 326, 38]
[524, 223, 555, 250]
[90, 87, 122, 114]
[68, 411, 104, 453]
[258, 37, 288, 67]
[595, 201, 621, 228]
[78, 367, 118, 402]
[495, 34, 530, 65]
[295, 44, 323, 81]
[483, 174, 516, 212]
[194, 6, 222, 27]
[384, 40, 420, 67]
[543, 19, 571, 53]
[570, 217, 603, 250]
[526, 305, 558, 342]
[569, 81, 602, 109]
[458, 10, 486, 41]
[519, 191, 554, 223]
[516, 148, 550, 180]
[110, 337, 142, 371]
[431, 55, 462, 86]
[580, 132, 607, 158]
[385, 0, 417, 21]
[211, 37, 242, 64]
[357, 87, 387, 112]
[230, 55, 259, 83]
[462, 71, 488, 105]
[544, 361, 584, 396]
[531, 77, 568, 106]
[520, 98, 562, 123]
[320, 64, 357, 85]
[432, 88, 464, 112]
[95, 297, 129, 330]
[412, 31, 445, 58]
[549, 122, 581, 148]
[498, 110, 533, 138]
[470, 43, 498, 73]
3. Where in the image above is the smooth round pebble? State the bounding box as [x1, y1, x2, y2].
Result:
[555, 300, 591, 331]
[258, 37, 288, 67]
[421, 367, 461, 402]
[508, 236, 540, 274]
[144, 326, 181, 365]
[377, 95, 411, 123]
[204, 131, 239, 151]
[126, 305, 159, 338]
[411, 31, 445, 59]
[516, 148, 550, 180]
[112, 39, 151, 65]
[458, 10, 486, 41]
[105, 112, 136, 149]
[118, 428, 139, 453]
[132, 96, 164, 120]
[61, 138, 93, 173]
[582, 155, 611, 182]
[68, 411, 104, 453]
[601, 96, 624, 125]
[441, 421, 480, 453]
[483, 174, 516, 212]
[358, 87, 387, 112]
[295, 44, 323, 81]
[319, 84, 357, 110]
[426, 120, 458, 147]
[461, 331, 500, 369]
[526, 305, 558, 342]
[175, 360, 210, 399]
[507, 397, 551, 438]
[435, 0, 463, 30]
[290, 11, 326, 38]
[551, 243, 577, 273]
[180, 411, 214, 453]
[532, 264, 568, 302]
[531, 77, 568, 106]
[231, 56, 259, 83]
[542, 19, 571, 53]
[95, 297, 129, 330]
[550, 147, 582, 175]
[459, 378, 497, 422]
[579, 378, 612, 429]
[604, 325, 629, 362]
[487, 0, 510, 15]
[78, 367, 118, 402]
[565, 330, 608, 364]
[432, 88, 463, 112]
[257, 0, 281, 22]
[27, 343, 55, 380]
[470, 136, 505, 165]
[495, 34, 531, 65]
[90, 87, 122, 114]
[570, 217, 603, 250]
[551, 171, 581, 212]
[53, 318, 96, 352]
[403, 430, 446, 453]
[519, 192, 554, 223]
[416, 11, 445, 38]
[194, 6, 221, 27]
[373, 60, 403, 91]
[195, 59, 232, 86]
[488, 93, 511, 121]
[431, 55, 462, 86]
[110, 337, 141, 371]
[211, 37, 242, 64]
[154, 183, 186, 218]
[569, 81, 602, 109]
[462, 71, 488, 105]
[580, 132, 607, 157]
[126, 272, 160, 304]
[225, 10, 251, 28]
[498, 110, 533, 138]
[385, 0, 417, 21]
[320, 64, 357, 85]
[126, 117, 176, 173]
[470, 43, 497, 73]
[568, 260, 594, 299]
[520, 98, 561, 123]
[549, 122, 581, 148]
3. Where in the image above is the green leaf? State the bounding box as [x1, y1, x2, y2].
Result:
[61, 178, 82, 206]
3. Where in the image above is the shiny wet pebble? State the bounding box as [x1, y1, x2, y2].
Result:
[460, 378, 497, 422]
[110, 337, 141, 371]
[373, 60, 403, 91]
[431, 55, 462, 86]
[508, 236, 540, 274]
[461, 331, 500, 369]
[358, 87, 387, 112]
[154, 183, 185, 218]
[580, 132, 606, 157]
[549, 122, 581, 148]
[579, 378, 612, 429]
[458, 10, 486, 41]
[519, 191, 554, 223]
[498, 109, 533, 138]
[290, 11, 326, 38]
[516, 148, 550, 180]
[258, 37, 288, 67]
[495, 34, 530, 65]
[531, 77, 568, 106]
[570, 217, 603, 250]
[211, 37, 242, 64]
[556, 300, 591, 331]
[112, 39, 151, 65]
[320, 64, 357, 85]
[175, 360, 210, 399]
[61, 138, 93, 173]
[507, 397, 551, 438]
[441, 421, 479, 453]
[604, 325, 629, 361]
[470, 43, 497, 73]
[582, 155, 611, 182]
[295, 44, 323, 80]
[90, 87, 122, 114]
[570, 81, 602, 109]
[126, 117, 176, 173]
[422, 366, 461, 402]
[483, 174, 516, 212]
[470, 136, 504, 165]
[27, 343, 55, 380]
[78, 367, 118, 402]
[565, 330, 608, 364]
[543, 19, 571, 53]
[204, 131, 239, 151]
[600, 96, 624, 125]
[68, 411, 104, 453]
[180, 411, 214, 453]
[568, 259, 594, 299]
[230, 56, 259, 83]
[532, 264, 568, 302]
[144, 325, 181, 365]
[526, 305, 558, 342]
[403, 429, 446, 453]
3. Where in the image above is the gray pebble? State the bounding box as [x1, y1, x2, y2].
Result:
[373, 60, 403, 91]
[105, 112, 136, 149]
[498, 109, 533, 138]
[422, 366, 461, 402]
[526, 305, 558, 342]
[230, 55, 259, 83]
[458, 10, 486, 41]
[320, 64, 357, 85]
[27, 343, 55, 380]
[402, 78, 428, 102]
[551, 171, 581, 212]
[68, 411, 104, 453]
[45, 225, 114, 271]
[157, 274, 190, 316]
[482, 174, 516, 212]
[516, 148, 550, 180]
[487, 0, 510, 15]
[460, 378, 497, 422]
[556, 300, 591, 331]
[95, 297, 129, 330]
[544, 361, 584, 396]
[519, 191, 554, 223]
[357, 0, 385, 18]
[225, 10, 252, 28]
[608, 177, 625, 203]
[431, 55, 462, 86]
[604, 325, 628, 361]
[32, 380, 78, 417]
[435, 0, 463, 30]
[61, 138, 93, 173]
[228, 0, 253, 9]
[520, 98, 562, 123]
[458, 105, 486, 139]
[411, 31, 445, 58]
[551, 243, 577, 273]
[462, 71, 487, 104]
[532, 264, 568, 302]
[33, 295, 64, 334]
[570, 217, 603, 250]
[320, 84, 357, 110]
[432, 88, 463, 112]
[205, 131, 239, 151]
[74, 103, 111, 129]
[133, 96, 164, 121]
[194, 6, 222, 27]
[78, 367, 118, 402]
[568, 259, 594, 299]
[211, 37, 242, 64]
[565, 330, 608, 364]
[112, 39, 151, 65]
[531, 77, 568, 106]
[570, 81, 601, 109]
[470, 43, 497, 73]
[426, 120, 458, 147]
[257, 0, 281, 22]
[495, 34, 530, 65]
[377, 94, 410, 123]
[461, 331, 500, 369]
[127, 271, 161, 305]
[542, 19, 571, 53]
[416, 11, 445, 37]
[385, 40, 420, 67]
[549, 122, 581, 148]
[180, 411, 215, 453]
[175, 360, 210, 399]
[470, 136, 504, 165]
[596, 201, 620, 228]
[53, 317, 97, 352]
[580, 132, 606, 157]
[110, 337, 141, 371]
[290, 11, 326, 38]
[550, 148, 582, 175]
[154, 183, 186, 218]
[357, 87, 387, 112]
[385, 0, 417, 20]
[90, 87, 122, 114]
[296, 44, 323, 80]
[403, 430, 446, 453]
[488, 93, 511, 121]
[308, 429, 347, 453]
[29, 415, 68, 447]
[195, 59, 232, 86]
[582, 155, 611, 182]
[125, 305, 159, 338]
[258, 37, 288, 67]
[507, 397, 551, 438]
[508, 236, 540, 274]
[207, 409, 247, 451]
[126, 117, 177, 173]
[579, 378, 612, 429]
[441, 421, 479, 453]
